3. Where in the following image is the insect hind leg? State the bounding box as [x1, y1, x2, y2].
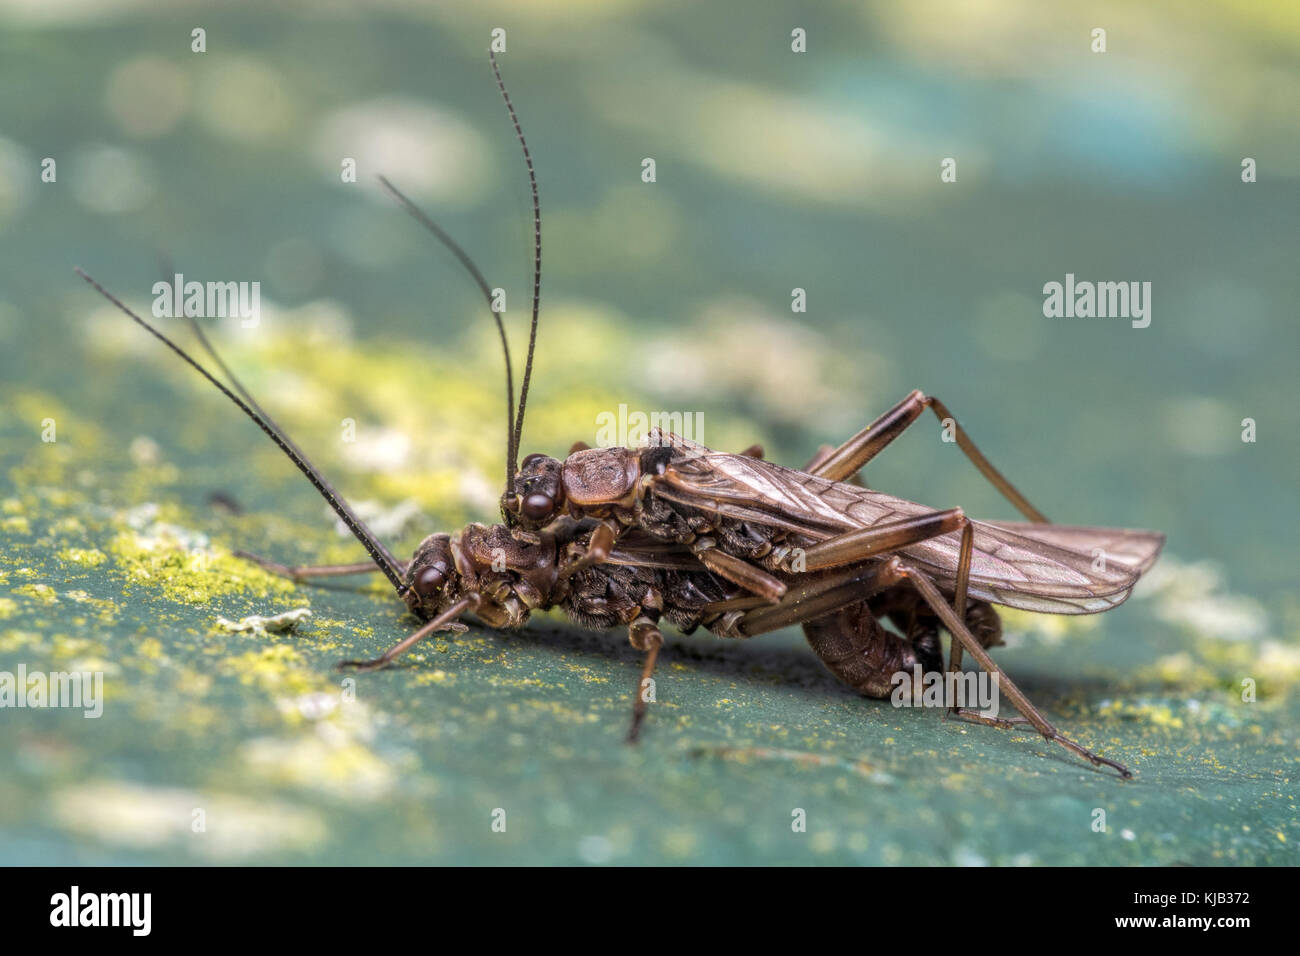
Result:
[869, 584, 1003, 671]
[808, 390, 1048, 523]
[900, 564, 1132, 778]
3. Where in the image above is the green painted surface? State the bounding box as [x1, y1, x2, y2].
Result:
[1, 2, 1296, 865]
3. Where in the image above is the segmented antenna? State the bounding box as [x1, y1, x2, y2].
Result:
[377, 176, 516, 490]
[160, 259, 403, 575]
[489, 48, 541, 486]
[74, 268, 410, 595]
[159, 252, 309, 439]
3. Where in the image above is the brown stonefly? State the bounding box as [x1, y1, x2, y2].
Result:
[75, 49, 1162, 779]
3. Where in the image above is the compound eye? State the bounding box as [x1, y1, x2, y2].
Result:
[413, 565, 447, 599]
[521, 492, 554, 522]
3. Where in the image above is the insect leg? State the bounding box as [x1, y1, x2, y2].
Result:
[804, 443, 865, 486]
[925, 395, 1048, 523]
[809, 390, 1048, 523]
[868, 524, 989, 717]
[778, 509, 985, 708]
[235, 551, 399, 581]
[868, 582, 1003, 682]
[807, 390, 929, 483]
[722, 558, 905, 638]
[556, 520, 619, 581]
[944, 521, 974, 702]
[699, 593, 772, 618]
[626, 615, 664, 743]
[337, 595, 478, 672]
[691, 541, 787, 603]
[899, 566, 1132, 777]
[784, 508, 966, 573]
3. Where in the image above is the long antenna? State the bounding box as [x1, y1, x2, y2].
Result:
[489, 48, 541, 484]
[157, 256, 403, 574]
[159, 252, 296, 427]
[377, 176, 516, 489]
[75, 268, 409, 595]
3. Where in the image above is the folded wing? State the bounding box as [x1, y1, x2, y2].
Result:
[648, 432, 1164, 615]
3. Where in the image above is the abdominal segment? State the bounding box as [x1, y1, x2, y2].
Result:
[803, 589, 1003, 699]
[803, 601, 936, 698]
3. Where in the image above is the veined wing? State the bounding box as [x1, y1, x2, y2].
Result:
[647, 430, 1164, 615]
[984, 522, 1164, 576]
[898, 520, 1164, 614]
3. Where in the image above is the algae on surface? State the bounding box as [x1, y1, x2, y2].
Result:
[2, 313, 1294, 866]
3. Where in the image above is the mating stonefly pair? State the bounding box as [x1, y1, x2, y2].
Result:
[77, 50, 1162, 777]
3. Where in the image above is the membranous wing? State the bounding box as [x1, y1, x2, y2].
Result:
[646, 430, 1164, 615]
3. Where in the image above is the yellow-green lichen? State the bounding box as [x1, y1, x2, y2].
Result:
[219, 644, 320, 696]
[12, 582, 58, 605]
[107, 529, 299, 606]
[58, 547, 107, 568]
[3, 516, 31, 535]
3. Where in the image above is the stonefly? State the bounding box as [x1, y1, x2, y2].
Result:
[77, 50, 1162, 778]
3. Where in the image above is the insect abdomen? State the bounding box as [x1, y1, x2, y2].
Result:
[803, 601, 938, 699]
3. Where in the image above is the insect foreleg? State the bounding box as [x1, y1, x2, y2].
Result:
[556, 520, 619, 581]
[809, 390, 1048, 523]
[900, 567, 1132, 778]
[626, 614, 664, 743]
[337, 595, 478, 672]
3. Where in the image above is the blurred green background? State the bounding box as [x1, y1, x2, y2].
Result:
[0, 0, 1296, 864]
